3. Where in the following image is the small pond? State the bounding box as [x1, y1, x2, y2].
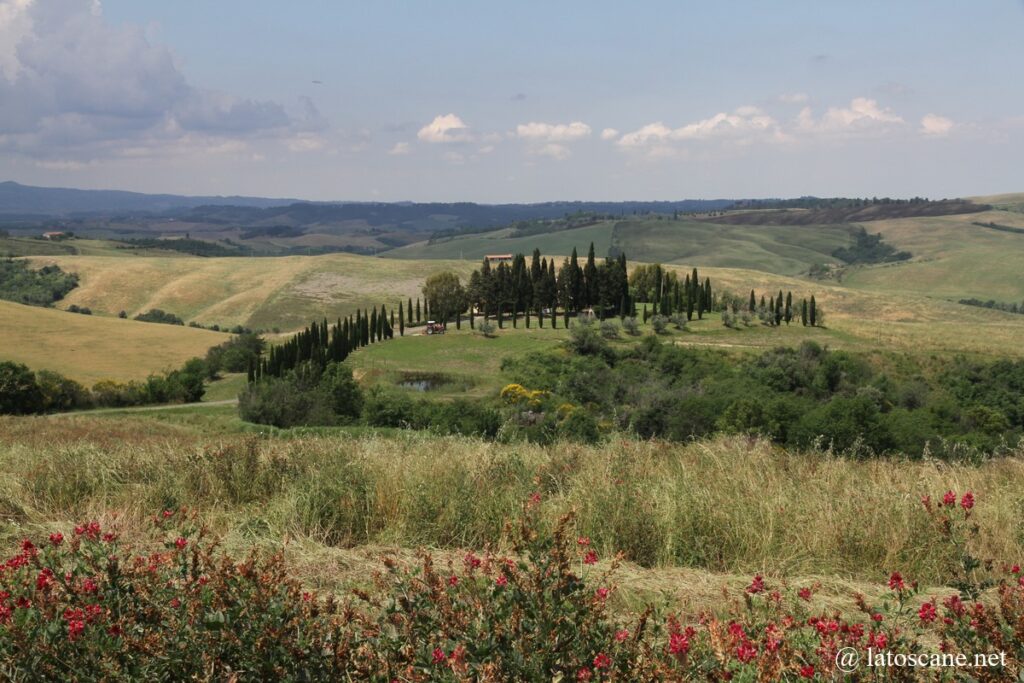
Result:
[397, 372, 459, 392]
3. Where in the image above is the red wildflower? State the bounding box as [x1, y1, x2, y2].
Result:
[868, 631, 888, 649]
[798, 587, 812, 601]
[960, 492, 975, 511]
[942, 490, 956, 507]
[463, 552, 481, 570]
[74, 521, 101, 540]
[800, 665, 815, 679]
[747, 574, 765, 594]
[943, 594, 965, 616]
[36, 568, 55, 591]
[615, 629, 630, 642]
[919, 602, 937, 623]
[432, 648, 446, 664]
[302, 592, 312, 602]
[49, 533, 64, 546]
[67, 619, 85, 641]
[81, 577, 99, 594]
[576, 667, 592, 682]
[527, 492, 541, 506]
[20, 539, 36, 555]
[736, 640, 758, 663]
[448, 575, 459, 587]
[577, 536, 590, 546]
[174, 537, 188, 550]
[15, 597, 30, 609]
[871, 613, 883, 622]
[162, 509, 175, 518]
[668, 632, 690, 656]
[593, 653, 611, 670]
[583, 550, 598, 565]
[102, 533, 116, 543]
[595, 587, 610, 601]
[495, 574, 508, 587]
[888, 572, 905, 591]
[169, 598, 181, 608]
[1011, 565, 1020, 574]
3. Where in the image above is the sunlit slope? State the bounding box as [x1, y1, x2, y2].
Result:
[386, 218, 853, 276]
[0, 300, 225, 384]
[841, 210, 1024, 303]
[26, 253, 476, 332]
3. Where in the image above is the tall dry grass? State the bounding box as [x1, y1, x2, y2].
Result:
[2, 415, 1022, 586]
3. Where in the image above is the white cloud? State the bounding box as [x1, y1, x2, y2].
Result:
[417, 113, 471, 143]
[387, 141, 410, 155]
[617, 122, 673, 148]
[600, 127, 619, 141]
[618, 107, 781, 151]
[514, 121, 591, 142]
[534, 143, 571, 160]
[797, 97, 903, 134]
[920, 114, 954, 136]
[779, 93, 809, 104]
[0, 0, 304, 162]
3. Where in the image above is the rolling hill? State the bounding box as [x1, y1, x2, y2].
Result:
[24, 252, 477, 332]
[0, 300, 226, 384]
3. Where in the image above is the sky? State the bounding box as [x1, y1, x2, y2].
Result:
[0, 0, 1022, 202]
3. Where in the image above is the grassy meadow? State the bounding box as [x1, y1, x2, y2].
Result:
[2, 414, 1022, 616]
[0, 299, 226, 384]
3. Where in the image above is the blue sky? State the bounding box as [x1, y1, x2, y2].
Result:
[1, 0, 1022, 201]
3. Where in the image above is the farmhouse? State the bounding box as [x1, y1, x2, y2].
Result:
[42, 231, 67, 240]
[484, 254, 513, 264]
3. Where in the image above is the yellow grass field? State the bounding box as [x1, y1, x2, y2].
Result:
[0, 300, 226, 384]
[25, 253, 476, 332]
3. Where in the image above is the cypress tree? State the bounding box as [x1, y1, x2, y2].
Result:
[370, 307, 378, 343]
[398, 304, 405, 336]
[416, 298, 421, 323]
[749, 290, 756, 313]
[456, 310, 461, 330]
[469, 307, 475, 329]
[784, 292, 792, 325]
[407, 298, 413, 325]
[775, 291, 783, 326]
[246, 358, 255, 384]
[801, 299, 808, 326]
[620, 294, 628, 320]
[551, 308, 557, 329]
[497, 306, 504, 329]
[564, 307, 570, 328]
[705, 278, 712, 313]
[512, 303, 518, 328]
[810, 295, 817, 327]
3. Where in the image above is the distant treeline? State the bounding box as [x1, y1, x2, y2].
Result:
[118, 238, 246, 257]
[972, 221, 1024, 235]
[0, 258, 78, 306]
[959, 298, 1024, 315]
[731, 196, 950, 210]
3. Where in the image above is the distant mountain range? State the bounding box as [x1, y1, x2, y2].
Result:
[0, 181, 301, 216]
[0, 181, 733, 220]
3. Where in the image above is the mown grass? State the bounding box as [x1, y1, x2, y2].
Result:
[0, 299, 226, 384]
[2, 416, 1022, 594]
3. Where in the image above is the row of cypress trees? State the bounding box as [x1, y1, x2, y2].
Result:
[249, 305, 395, 381]
[744, 290, 822, 327]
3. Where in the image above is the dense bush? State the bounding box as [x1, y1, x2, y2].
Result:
[238, 362, 358, 428]
[204, 332, 265, 378]
[360, 386, 500, 438]
[133, 309, 185, 325]
[0, 360, 207, 415]
[0, 257, 78, 306]
[501, 337, 1024, 457]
